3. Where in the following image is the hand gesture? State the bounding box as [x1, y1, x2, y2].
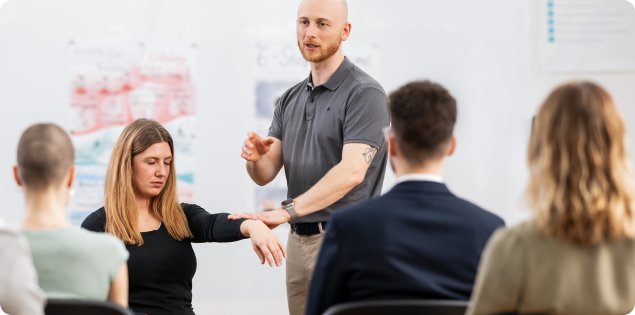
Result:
[241, 220, 287, 267]
[241, 132, 275, 162]
[228, 208, 291, 229]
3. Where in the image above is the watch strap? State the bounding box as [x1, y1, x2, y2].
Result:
[286, 205, 299, 221]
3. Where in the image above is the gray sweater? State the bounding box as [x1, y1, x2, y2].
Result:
[0, 223, 44, 315]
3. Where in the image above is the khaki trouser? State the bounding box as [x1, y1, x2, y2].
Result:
[286, 225, 325, 315]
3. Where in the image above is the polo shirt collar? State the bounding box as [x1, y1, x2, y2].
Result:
[306, 56, 354, 91]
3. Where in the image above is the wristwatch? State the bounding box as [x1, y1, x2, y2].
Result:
[281, 198, 299, 221]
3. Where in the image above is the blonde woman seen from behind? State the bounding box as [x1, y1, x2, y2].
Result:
[466, 82, 635, 315]
[15, 124, 129, 307]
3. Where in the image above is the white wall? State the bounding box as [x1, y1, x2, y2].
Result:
[0, 0, 634, 314]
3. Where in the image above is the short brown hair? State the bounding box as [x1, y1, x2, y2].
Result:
[527, 81, 635, 245]
[17, 123, 75, 190]
[388, 80, 457, 163]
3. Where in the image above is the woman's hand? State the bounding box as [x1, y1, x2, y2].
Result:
[240, 220, 287, 267]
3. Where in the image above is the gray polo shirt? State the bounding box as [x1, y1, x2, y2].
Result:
[268, 57, 389, 224]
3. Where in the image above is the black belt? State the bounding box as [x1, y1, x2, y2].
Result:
[290, 221, 328, 235]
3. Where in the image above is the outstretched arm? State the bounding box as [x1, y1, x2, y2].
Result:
[183, 204, 285, 267]
[229, 143, 376, 226]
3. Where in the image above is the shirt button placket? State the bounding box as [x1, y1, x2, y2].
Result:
[306, 91, 317, 121]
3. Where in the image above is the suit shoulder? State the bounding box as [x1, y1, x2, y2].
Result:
[453, 196, 505, 227]
[331, 195, 386, 223]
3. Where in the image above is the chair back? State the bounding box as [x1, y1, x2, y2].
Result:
[45, 299, 134, 315]
[323, 300, 469, 315]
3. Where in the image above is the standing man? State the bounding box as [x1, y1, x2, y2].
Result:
[228, 0, 389, 314]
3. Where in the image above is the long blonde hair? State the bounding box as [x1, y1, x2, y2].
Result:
[104, 119, 193, 245]
[527, 81, 635, 245]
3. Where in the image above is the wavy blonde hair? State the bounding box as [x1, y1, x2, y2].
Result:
[527, 81, 635, 245]
[104, 119, 193, 245]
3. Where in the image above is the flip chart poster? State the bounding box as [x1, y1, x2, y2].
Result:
[68, 41, 197, 224]
[538, 0, 635, 72]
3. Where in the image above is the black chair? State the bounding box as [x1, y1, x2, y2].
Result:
[323, 300, 470, 315]
[45, 299, 134, 315]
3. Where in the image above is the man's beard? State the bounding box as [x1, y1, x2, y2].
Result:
[297, 37, 342, 63]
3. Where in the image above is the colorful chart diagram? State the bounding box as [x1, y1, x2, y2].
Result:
[68, 41, 197, 224]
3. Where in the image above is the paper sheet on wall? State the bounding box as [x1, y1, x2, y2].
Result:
[538, 0, 635, 72]
[252, 41, 380, 214]
[68, 41, 197, 224]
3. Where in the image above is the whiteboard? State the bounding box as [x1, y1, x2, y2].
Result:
[0, 1, 634, 314]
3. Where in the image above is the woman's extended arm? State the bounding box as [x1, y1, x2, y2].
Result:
[240, 220, 286, 267]
[108, 263, 128, 308]
[183, 204, 285, 266]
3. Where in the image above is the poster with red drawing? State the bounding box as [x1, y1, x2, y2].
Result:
[68, 41, 197, 224]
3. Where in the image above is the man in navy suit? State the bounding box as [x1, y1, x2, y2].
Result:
[306, 80, 505, 315]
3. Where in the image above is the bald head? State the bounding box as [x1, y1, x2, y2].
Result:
[17, 123, 74, 190]
[298, 0, 348, 27]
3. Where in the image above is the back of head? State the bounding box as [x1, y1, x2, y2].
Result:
[527, 81, 635, 245]
[388, 80, 457, 165]
[17, 124, 74, 191]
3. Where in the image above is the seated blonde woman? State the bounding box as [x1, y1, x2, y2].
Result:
[81, 119, 285, 315]
[14, 124, 129, 307]
[467, 82, 635, 315]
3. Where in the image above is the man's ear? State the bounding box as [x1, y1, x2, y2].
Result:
[446, 136, 457, 156]
[67, 166, 76, 189]
[388, 134, 398, 158]
[13, 166, 22, 187]
[341, 22, 351, 41]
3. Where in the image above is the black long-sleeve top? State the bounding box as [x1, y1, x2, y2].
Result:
[81, 203, 246, 315]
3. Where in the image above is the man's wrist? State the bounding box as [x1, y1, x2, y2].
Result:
[281, 199, 299, 221]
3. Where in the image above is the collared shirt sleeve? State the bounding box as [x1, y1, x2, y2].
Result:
[267, 97, 284, 141]
[343, 87, 389, 148]
[306, 217, 346, 315]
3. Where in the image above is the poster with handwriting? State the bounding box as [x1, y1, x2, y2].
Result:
[68, 41, 197, 224]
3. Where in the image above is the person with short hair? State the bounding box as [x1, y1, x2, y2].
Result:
[14, 123, 129, 307]
[467, 82, 635, 315]
[82, 119, 285, 315]
[306, 80, 505, 315]
[0, 218, 45, 315]
[229, 1, 389, 313]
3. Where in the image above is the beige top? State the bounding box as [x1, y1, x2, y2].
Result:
[467, 221, 635, 315]
[0, 225, 45, 315]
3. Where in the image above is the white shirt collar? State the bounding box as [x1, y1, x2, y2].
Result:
[396, 173, 444, 184]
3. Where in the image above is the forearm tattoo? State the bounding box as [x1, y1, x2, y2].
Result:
[362, 147, 378, 164]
